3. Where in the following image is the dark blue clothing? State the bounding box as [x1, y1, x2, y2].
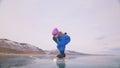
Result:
[56, 34, 70, 51]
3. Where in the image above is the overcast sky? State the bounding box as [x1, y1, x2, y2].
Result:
[0, 0, 120, 54]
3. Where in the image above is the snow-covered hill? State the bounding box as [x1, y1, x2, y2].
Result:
[0, 39, 45, 54]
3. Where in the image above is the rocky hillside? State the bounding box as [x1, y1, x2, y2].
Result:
[0, 39, 45, 54]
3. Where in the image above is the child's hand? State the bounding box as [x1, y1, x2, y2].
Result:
[54, 34, 58, 38]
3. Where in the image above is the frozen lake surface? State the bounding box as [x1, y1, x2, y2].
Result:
[0, 55, 120, 68]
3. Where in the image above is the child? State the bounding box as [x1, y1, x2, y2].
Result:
[52, 28, 71, 58]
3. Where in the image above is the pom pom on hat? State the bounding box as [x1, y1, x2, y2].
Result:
[52, 28, 59, 35]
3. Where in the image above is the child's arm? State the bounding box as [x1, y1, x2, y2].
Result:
[53, 36, 57, 43]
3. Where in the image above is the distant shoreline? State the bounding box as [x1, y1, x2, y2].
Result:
[0, 53, 117, 57]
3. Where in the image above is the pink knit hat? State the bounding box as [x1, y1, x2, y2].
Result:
[52, 28, 59, 35]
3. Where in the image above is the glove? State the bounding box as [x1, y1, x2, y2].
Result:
[53, 37, 57, 43]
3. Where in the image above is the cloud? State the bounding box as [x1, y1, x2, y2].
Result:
[110, 48, 120, 51]
[96, 36, 106, 40]
[102, 48, 120, 55]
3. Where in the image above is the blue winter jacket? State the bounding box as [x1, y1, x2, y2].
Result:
[56, 34, 70, 51]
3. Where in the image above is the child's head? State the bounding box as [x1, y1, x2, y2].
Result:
[59, 31, 64, 36]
